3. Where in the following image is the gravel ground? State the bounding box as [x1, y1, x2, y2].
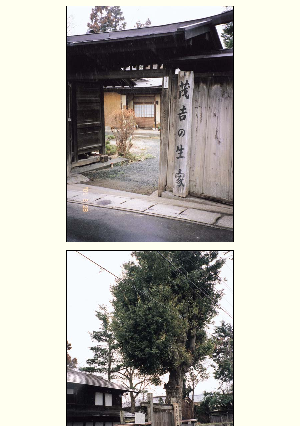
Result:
[82, 136, 160, 195]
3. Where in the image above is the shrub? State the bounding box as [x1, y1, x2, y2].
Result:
[110, 108, 136, 156]
[105, 140, 117, 155]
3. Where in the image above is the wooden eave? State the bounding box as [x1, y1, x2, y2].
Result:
[67, 10, 233, 79]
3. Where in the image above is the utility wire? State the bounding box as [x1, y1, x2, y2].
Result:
[75, 251, 172, 312]
[181, 253, 233, 305]
[75, 251, 232, 318]
[76, 251, 120, 280]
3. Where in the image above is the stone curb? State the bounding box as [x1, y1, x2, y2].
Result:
[67, 192, 233, 230]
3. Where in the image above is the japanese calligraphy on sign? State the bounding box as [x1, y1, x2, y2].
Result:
[173, 71, 194, 197]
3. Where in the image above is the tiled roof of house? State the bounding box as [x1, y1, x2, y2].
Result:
[67, 368, 127, 391]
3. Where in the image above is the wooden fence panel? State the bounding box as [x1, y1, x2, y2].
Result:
[189, 77, 233, 202]
[153, 408, 174, 426]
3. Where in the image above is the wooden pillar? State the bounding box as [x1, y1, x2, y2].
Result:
[172, 400, 180, 426]
[71, 81, 78, 163]
[158, 70, 172, 196]
[99, 84, 105, 155]
[120, 410, 125, 424]
[147, 393, 153, 424]
[173, 71, 194, 197]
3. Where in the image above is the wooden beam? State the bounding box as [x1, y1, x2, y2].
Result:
[178, 23, 211, 40]
[99, 85, 105, 155]
[68, 69, 166, 81]
[210, 9, 233, 25]
[208, 25, 223, 50]
[195, 71, 233, 78]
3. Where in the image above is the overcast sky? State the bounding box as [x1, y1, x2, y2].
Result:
[67, 6, 226, 36]
[67, 250, 233, 396]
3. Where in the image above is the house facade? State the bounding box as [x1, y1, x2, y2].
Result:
[104, 78, 162, 130]
[67, 368, 126, 426]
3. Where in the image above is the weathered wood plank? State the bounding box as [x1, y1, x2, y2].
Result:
[158, 71, 172, 196]
[166, 74, 178, 190]
[68, 69, 166, 81]
[173, 71, 194, 197]
[189, 77, 233, 202]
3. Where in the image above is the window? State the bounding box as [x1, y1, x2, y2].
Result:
[134, 104, 154, 118]
[67, 388, 75, 404]
[95, 392, 104, 405]
[105, 393, 112, 406]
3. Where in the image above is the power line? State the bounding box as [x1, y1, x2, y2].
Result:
[75, 251, 171, 312]
[75, 250, 232, 319]
[76, 251, 120, 280]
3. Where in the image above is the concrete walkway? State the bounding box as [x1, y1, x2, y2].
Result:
[67, 184, 233, 230]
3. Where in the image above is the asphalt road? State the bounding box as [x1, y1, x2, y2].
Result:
[67, 203, 233, 242]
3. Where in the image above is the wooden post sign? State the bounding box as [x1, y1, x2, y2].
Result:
[173, 71, 194, 197]
[173, 403, 180, 426]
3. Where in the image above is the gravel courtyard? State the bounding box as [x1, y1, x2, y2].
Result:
[82, 133, 160, 195]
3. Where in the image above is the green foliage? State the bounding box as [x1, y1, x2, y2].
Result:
[80, 304, 154, 413]
[221, 7, 233, 48]
[67, 340, 78, 369]
[105, 139, 117, 156]
[87, 6, 126, 33]
[112, 251, 225, 401]
[212, 321, 233, 390]
[195, 391, 233, 422]
[80, 305, 120, 380]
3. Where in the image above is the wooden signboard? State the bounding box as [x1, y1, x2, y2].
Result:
[173, 403, 180, 426]
[135, 413, 145, 424]
[173, 71, 194, 197]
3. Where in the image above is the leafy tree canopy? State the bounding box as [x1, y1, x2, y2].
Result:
[80, 304, 154, 413]
[221, 7, 233, 48]
[87, 6, 126, 33]
[195, 391, 233, 422]
[80, 305, 121, 380]
[212, 321, 233, 390]
[112, 251, 225, 412]
[67, 340, 78, 369]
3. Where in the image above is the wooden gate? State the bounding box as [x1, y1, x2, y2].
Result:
[72, 82, 105, 163]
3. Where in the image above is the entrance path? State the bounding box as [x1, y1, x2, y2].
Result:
[67, 184, 233, 231]
[81, 131, 160, 195]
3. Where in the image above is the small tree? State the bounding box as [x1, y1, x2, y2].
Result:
[110, 108, 136, 156]
[87, 6, 126, 33]
[80, 305, 120, 380]
[185, 363, 209, 413]
[212, 321, 233, 391]
[81, 304, 153, 413]
[135, 18, 152, 28]
[221, 7, 233, 48]
[67, 341, 78, 369]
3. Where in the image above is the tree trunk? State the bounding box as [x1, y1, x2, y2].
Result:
[165, 367, 184, 422]
[130, 391, 135, 414]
